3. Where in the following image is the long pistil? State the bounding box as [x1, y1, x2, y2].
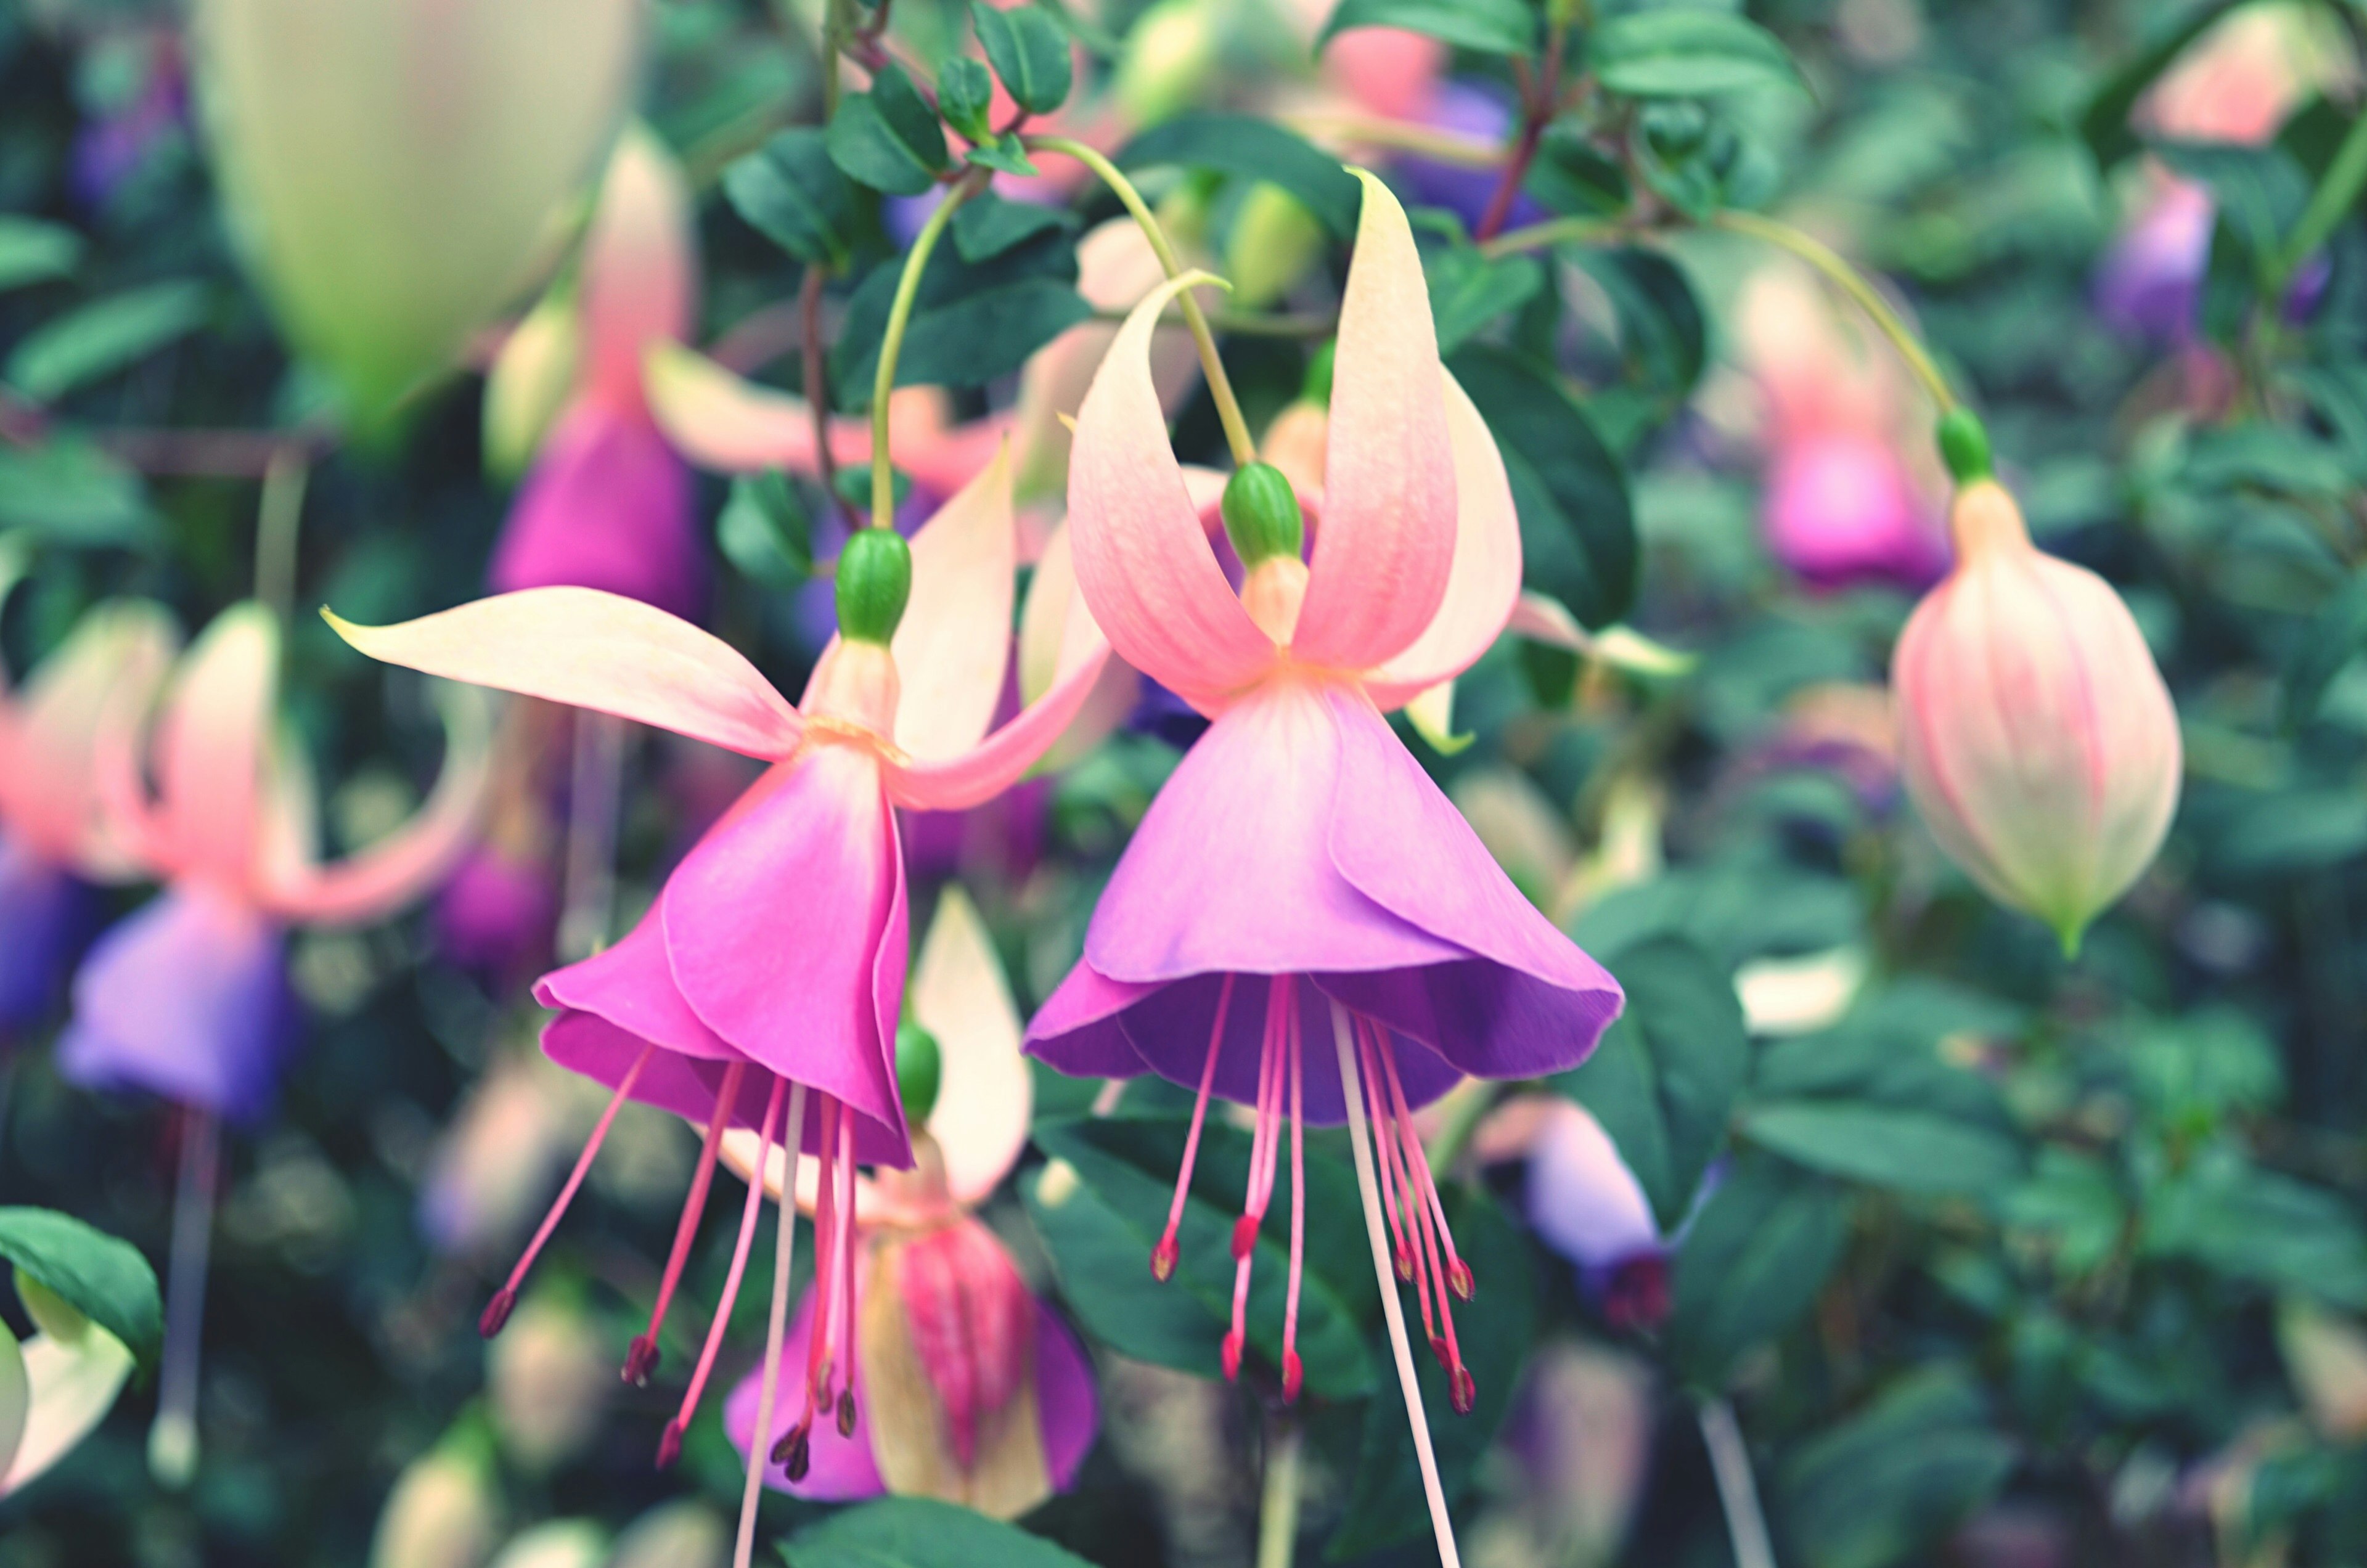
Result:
[733, 1080, 807, 1568]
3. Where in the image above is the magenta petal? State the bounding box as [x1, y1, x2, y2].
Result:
[1023, 960, 1161, 1081]
[1036, 1305, 1098, 1488]
[661, 746, 912, 1167]
[488, 402, 707, 622]
[726, 1286, 886, 1500]
[56, 888, 292, 1124]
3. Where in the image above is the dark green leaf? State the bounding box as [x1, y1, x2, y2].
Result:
[1524, 125, 1630, 218]
[783, 1497, 1096, 1568]
[2286, 569, 2367, 726]
[1738, 1100, 2026, 1195]
[1317, 0, 1536, 58]
[724, 128, 864, 266]
[0, 216, 82, 292]
[972, 1, 1074, 115]
[6, 280, 208, 402]
[938, 56, 997, 144]
[0, 1207, 162, 1369]
[1028, 1114, 1378, 1399]
[2079, 0, 2250, 169]
[1779, 1370, 2019, 1568]
[1118, 114, 1362, 237]
[1448, 343, 1637, 627]
[716, 472, 813, 590]
[1588, 10, 1807, 99]
[1425, 248, 1542, 356]
[0, 441, 157, 545]
[1668, 1154, 1850, 1386]
[1571, 248, 1706, 414]
[826, 66, 950, 196]
[2143, 1147, 2367, 1307]
[968, 133, 1042, 179]
[953, 192, 1081, 262]
[832, 230, 1092, 395]
[1550, 937, 1748, 1230]
[1326, 1188, 1535, 1560]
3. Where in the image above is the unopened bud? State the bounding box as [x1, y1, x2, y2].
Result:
[895, 1021, 942, 1127]
[1220, 463, 1304, 569]
[1112, 0, 1219, 126]
[835, 527, 913, 645]
[1936, 407, 1992, 484]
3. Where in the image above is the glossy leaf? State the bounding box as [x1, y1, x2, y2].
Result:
[1587, 9, 1808, 99]
[953, 192, 1081, 262]
[973, 1, 1074, 115]
[1425, 248, 1542, 357]
[1738, 1100, 2027, 1196]
[1668, 1154, 1851, 1387]
[0, 217, 82, 293]
[0, 1208, 162, 1370]
[715, 472, 812, 590]
[833, 229, 1090, 395]
[827, 65, 951, 197]
[1779, 1370, 2019, 1568]
[722, 128, 864, 267]
[783, 1497, 1095, 1568]
[0, 442, 157, 545]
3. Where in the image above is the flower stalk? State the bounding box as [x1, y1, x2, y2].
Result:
[1255, 1408, 1305, 1568]
[252, 447, 311, 617]
[734, 1081, 807, 1568]
[1712, 209, 1957, 415]
[872, 170, 986, 531]
[1698, 1397, 1778, 1568]
[149, 1108, 219, 1489]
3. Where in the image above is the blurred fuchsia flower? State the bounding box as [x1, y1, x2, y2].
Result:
[0, 595, 178, 1041]
[719, 889, 1097, 1515]
[488, 130, 707, 621]
[1476, 1096, 1671, 1329]
[325, 446, 1113, 1474]
[1892, 470, 2181, 954]
[435, 700, 568, 986]
[1025, 173, 1623, 1423]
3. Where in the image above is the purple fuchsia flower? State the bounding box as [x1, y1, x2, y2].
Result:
[488, 129, 707, 621]
[0, 597, 178, 1042]
[719, 888, 1097, 1515]
[1024, 173, 1624, 1422]
[325, 446, 1113, 1488]
[1475, 1096, 1672, 1329]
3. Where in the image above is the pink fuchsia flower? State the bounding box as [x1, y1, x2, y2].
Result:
[1474, 1096, 1670, 1330]
[1026, 171, 1623, 1412]
[433, 700, 570, 986]
[0, 597, 179, 1039]
[488, 129, 707, 621]
[1892, 472, 2181, 955]
[719, 888, 1097, 1516]
[324, 447, 1113, 1468]
[60, 602, 491, 1123]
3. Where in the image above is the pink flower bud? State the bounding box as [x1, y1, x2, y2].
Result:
[1891, 480, 2181, 952]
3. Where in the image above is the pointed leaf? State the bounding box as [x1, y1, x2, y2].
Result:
[5, 281, 209, 402]
[972, 1, 1074, 115]
[723, 127, 865, 267]
[827, 66, 950, 196]
[0, 1209, 161, 1371]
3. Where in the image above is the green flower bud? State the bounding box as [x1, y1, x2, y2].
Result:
[1221, 462, 1305, 568]
[896, 1021, 942, 1127]
[836, 528, 913, 645]
[1302, 340, 1335, 408]
[1937, 407, 1992, 484]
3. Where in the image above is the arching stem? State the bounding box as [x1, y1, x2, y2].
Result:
[149, 1108, 219, 1488]
[870, 170, 986, 531]
[734, 1082, 808, 1568]
[1711, 209, 1958, 415]
[252, 446, 310, 616]
[1021, 134, 1258, 468]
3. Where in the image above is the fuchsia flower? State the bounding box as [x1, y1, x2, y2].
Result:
[488, 129, 706, 621]
[1475, 1096, 1672, 1330]
[1024, 173, 1623, 1410]
[719, 889, 1097, 1516]
[0, 597, 178, 1040]
[325, 446, 1113, 1469]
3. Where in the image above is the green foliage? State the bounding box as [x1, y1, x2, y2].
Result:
[724, 128, 866, 267]
[716, 471, 812, 590]
[971, 1, 1074, 116]
[1317, 0, 1537, 60]
[832, 226, 1091, 395]
[827, 64, 952, 196]
[0, 1208, 162, 1370]
[783, 1497, 1097, 1567]
[5, 280, 208, 402]
[1586, 9, 1807, 100]
[1116, 114, 1362, 237]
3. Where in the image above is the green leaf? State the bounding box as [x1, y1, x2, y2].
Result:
[2286, 569, 2367, 726]
[1738, 1100, 2026, 1196]
[826, 65, 950, 197]
[716, 472, 813, 591]
[953, 192, 1081, 262]
[1779, 1369, 2019, 1568]
[1325, 1187, 1535, 1560]
[2079, 0, 2250, 169]
[783, 1497, 1095, 1568]
[1425, 248, 1542, 357]
[0, 441, 157, 545]
[0, 1207, 162, 1370]
[1524, 125, 1630, 218]
[972, 1, 1074, 115]
[0, 216, 83, 293]
[833, 229, 1091, 396]
[1549, 936, 1748, 1231]
[1667, 1154, 1851, 1386]
[1571, 248, 1706, 415]
[1448, 343, 1637, 628]
[1317, 0, 1537, 58]
[6, 280, 209, 403]
[1028, 1113, 1379, 1399]
[938, 56, 997, 144]
[722, 128, 864, 267]
[2142, 1146, 2367, 1307]
[968, 133, 1043, 179]
[1118, 114, 1362, 237]
[1587, 10, 1808, 99]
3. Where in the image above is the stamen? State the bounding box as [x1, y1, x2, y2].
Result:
[1225, 981, 1286, 1380]
[629, 1058, 746, 1384]
[1281, 990, 1305, 1403]
[1376, 1035, 1474, 1415]
[1357, 1022, 1415, 1283]
[806, 1096, 844, 1408]
[732, 1081, 807, 1568]
[1378, 1041, 1474, 1302]
[658, 1074, 786, 1469]
[1362, 1024, 1436, 1349]
[1156, 974, 1236, 1281]
[487, 1043, 654, 1339]
[148, 1107, 219, 1488]
[833, 1107, 859, 1437]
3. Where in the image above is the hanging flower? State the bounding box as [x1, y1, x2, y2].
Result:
[1024, 171, 1624, 1413]
[1474, 1096, 1674, 1330]
[324, 447, 1113, 1468]
[720, 888, 1098, 1517]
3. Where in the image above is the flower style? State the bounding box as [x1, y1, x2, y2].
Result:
[1024, 171, 1624, 1418]
[324, 447, 1113, 1467]
[719, 888, 1097, 1516]
[0, 594, 178, 1040]
[488, 128, 706, 621]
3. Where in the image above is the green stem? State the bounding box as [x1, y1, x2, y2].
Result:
[822, 0, 849, 120]
[1479, 214, 1635, 259]
[1712, 209, 1957, 415]
[1023, 134, 1259, 467]
[1254, 1408, 1304, 1568]
[252, 444, 310, 616]
[2273, 103, 2367, 297]
[871, 173, 984, 529]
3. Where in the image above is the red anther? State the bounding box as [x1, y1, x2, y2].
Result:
[1394, 1245, 1415, 1282]
[621, 1334, 658, 1386]
[1450, 1366, 1477, 1415]
[1429, 1334, 1451, 1369]
[1449, 1259, 1474, 1301]
[655, 1419, 684, 1470]
[1151, 1236, 1179, 1281]
[836, 1390, 857, 1437]
[478, 1287, 517, 1339]
[771, 1418, 811, 1466]
[1282, 1349, 1303, 1403]
[783, 1428, 812, 1482]
[1231, 1212, 1260, 1260]
[1220, 1329, 1245, 1381]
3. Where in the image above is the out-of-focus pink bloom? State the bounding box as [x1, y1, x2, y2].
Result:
[0, 597, 178, 1040]
[1474, 1096, 1670, 1328]
[60, 603, 489, 1122]
[2095, 174, 2215, 344]
[721, 889, 1097, 1516]
[1026, 174, 1622, 1412]
[1743, 681, 1901, 816]
[327, 446, 1113, 1474]
[489, 129, 706, 621]
[435, 701, 568, 986]
[1892, 480, 2181, 953]
[417, 1052, 589, 1260]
